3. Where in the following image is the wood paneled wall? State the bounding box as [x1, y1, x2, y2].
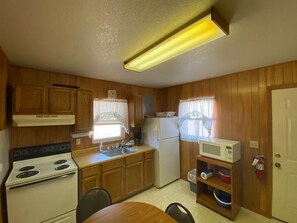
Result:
[9, 66, 164, 151]
[6, 56, 297, 217]
[0, 47, 9, 223]
[163, 60, 297, 217]
[0, 48, 9, 131]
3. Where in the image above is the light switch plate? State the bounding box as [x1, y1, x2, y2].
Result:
[250, 140, 259, 149]
[76, 138, 81, 145]
[108, 90, 117, 99]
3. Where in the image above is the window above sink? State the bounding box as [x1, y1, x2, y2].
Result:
[92, 99, 129, 143]
[93, 123, 124, 143]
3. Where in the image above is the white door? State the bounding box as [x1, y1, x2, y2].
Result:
[272, 88, 297, 223]
[155, 137, 180, 188]
[158, 117, 179, 139]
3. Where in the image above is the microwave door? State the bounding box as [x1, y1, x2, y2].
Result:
[201, 144, 224, 161]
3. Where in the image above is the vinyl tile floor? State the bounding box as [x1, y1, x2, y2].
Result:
[126, 179, 282, 223]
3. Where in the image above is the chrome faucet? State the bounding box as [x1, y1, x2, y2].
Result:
[120, 140, 125, 153]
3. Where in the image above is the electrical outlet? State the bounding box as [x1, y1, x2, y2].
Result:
[250, 140, 259, 149]
[76, 138, 81, 145]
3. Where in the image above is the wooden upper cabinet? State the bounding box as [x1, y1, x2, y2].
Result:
[129, 95, 144, 127]
[13, 84, 76, 115]
[75, 90, 93, 132]
[49, 87, 75, 114]
[14, 84, 47, 114]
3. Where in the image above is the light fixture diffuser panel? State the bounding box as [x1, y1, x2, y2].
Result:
[124, 8, 229, 72]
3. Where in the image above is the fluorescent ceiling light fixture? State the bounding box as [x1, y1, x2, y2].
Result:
[124, 7, 229, 72]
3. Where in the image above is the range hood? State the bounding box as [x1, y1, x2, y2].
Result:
[12, 115, 75, 127]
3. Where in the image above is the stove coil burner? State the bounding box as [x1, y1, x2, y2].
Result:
[16, 170, 39, 178]
[55, 164, 70, 170]
[54, 159, 67, 165]
[19, 166, 35, 171]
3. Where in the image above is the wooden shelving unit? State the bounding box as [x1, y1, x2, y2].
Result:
[196, 155, 241, 220]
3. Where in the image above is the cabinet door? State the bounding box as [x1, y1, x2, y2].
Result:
[134, 95, 144, 127]
[125, 161, 144, 196]
[144, 158, 154, 188]
[81, 175, 101, 196]
[49, 87, 75, 114]
[76, 90, 93, 132]
[129, 95, 144, 127]
[102, 168, 124, 203]
[14, 84, 47, 114]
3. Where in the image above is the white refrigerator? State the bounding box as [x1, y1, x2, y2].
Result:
[142, 117, 180, 188]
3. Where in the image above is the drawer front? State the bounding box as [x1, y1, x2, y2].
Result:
[126, 153, 143, 165]
[102, 159, 124, 172]
[145, 151, 154, 159]
[81, 165, 101, 178]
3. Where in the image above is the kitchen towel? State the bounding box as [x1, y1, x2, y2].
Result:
[201, 169, 213, 180]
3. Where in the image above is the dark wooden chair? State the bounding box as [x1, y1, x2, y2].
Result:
[165, 202, 195, 223]
[76, 187, 112, 223]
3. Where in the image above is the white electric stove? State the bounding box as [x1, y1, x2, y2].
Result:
[6, 142, 78, 223]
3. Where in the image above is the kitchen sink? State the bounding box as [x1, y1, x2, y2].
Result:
[102, 147, 136, 157]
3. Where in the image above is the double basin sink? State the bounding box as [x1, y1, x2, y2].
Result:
[102, 147, 136, 157]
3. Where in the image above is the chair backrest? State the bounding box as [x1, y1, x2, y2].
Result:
[165, 202, 195, 223]
[76, 187, 112, 223]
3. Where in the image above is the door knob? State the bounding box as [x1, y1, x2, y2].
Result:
[274, 153, 281, 158]
[275, 163, 281, 168]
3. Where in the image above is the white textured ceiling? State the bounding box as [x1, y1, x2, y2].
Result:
[0, 0, 297, 88]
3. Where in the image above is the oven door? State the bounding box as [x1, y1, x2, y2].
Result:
[6, 171, 78, 223]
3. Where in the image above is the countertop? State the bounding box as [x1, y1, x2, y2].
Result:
[72, 144, 155, 169]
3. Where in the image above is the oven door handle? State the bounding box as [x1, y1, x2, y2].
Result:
[8, 172, 76, 190]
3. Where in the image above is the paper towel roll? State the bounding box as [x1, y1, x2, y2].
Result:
[201, 170, 213, 180]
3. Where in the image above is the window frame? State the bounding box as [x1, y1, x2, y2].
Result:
[178, 97, 215, 142]
[92, 121, 125, 144]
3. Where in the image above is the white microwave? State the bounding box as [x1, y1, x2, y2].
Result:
[199, 138, 241, 163]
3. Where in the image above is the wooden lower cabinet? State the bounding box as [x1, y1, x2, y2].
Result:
[102, 159, 125, 203]
[125, 154, 144, 196]
[79, 151, 154, 202]
[144, 151, 154, 188]
[80, 164, 101, 197]
[81, 175, 101, 195]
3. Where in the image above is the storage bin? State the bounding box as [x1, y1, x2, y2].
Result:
[213, 189, 231, 209]
[218, 169, 231, 184]
[187, 169, 197, 193]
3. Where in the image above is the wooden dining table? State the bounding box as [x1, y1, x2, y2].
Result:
[84, 201, 177, 223]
